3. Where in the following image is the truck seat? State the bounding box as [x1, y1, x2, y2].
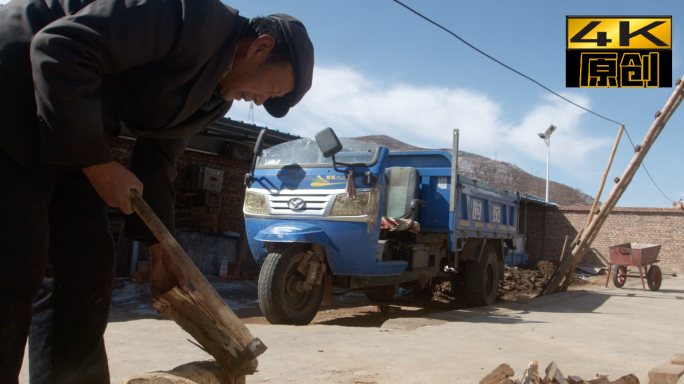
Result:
[381, 167, 426, 232]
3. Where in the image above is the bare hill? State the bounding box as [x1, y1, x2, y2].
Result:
[353, 135, 595, 206]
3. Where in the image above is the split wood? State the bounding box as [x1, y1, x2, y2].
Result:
[479, 360, 640, 384]
[154, 287, 257, 377]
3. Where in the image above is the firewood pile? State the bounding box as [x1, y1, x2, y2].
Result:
[479, 361, 638, 384]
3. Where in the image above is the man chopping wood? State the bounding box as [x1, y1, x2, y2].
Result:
[0, 0, 314, 382]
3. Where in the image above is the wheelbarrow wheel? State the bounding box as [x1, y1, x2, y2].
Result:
[258, 244, 322, 325]
[647, 265, 662, 291]
[612, 265, 627, 288]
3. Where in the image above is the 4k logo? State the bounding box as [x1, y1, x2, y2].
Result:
[566, 17, 672, 88]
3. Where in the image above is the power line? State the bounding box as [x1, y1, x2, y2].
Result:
[392, 0, 623, 126]
[622, 128, 679, 203]
[391, 0, 679, 204]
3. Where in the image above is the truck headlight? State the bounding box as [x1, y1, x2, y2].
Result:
[330, 192, 372, 216]
[244, 191, 267, 214]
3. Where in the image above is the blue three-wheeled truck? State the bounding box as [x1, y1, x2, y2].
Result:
[243, 128, 519, 324]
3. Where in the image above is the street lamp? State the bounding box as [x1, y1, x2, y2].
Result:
[538, 124, 557, 203]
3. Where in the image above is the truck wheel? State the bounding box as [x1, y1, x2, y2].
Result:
[258, 244, 322, 325]
[364, 286, 396, 303]
[465, 245, 499, 307]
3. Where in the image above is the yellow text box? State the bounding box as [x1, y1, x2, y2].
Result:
[567, 17, 671, 50]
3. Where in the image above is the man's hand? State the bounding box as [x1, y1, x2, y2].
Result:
[82, 161, 143, 214]
[148, 243, 190, 300]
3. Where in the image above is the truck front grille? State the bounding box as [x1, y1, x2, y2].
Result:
[266, 192, 335, 216]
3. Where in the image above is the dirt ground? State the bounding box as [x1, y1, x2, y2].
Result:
[110, 262, 606, 328]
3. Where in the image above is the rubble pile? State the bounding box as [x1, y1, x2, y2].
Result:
[431, 280, 463, 304]
[498, 261, 554, 300]
[498, 261, 596, 300]
[479, 360, 639, 384]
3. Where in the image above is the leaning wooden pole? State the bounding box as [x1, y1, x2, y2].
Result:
[584, 125, 624, 232]
[544, 78, 684, 295]
[554, 80, 684, 293]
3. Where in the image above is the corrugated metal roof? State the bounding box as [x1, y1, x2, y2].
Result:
[520, 193, 558, 206]
[120, 117, 300, 155]
[199, 117, 300, 148]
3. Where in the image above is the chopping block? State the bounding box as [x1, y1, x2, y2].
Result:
[120, 360, 243, 384]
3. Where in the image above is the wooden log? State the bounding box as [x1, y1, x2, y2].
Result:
[544, 77, 684, 295]
[587, 375, 610, 384]
[119, 360, 244, 384]
[479, 364, 515, 384]
[153, 287, 257, 377]
[130, 191, 266, 358]
[608, 373, 639, 384]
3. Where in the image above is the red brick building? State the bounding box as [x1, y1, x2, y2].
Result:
[522, 202, 684, 273]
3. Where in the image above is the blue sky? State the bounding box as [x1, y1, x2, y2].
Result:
[222, 0, 684, 208]
[2, 0, 681, 207]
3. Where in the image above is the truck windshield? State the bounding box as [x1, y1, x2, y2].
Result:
[257, 138, 381, 169]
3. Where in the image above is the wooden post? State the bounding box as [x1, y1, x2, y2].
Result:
[584, 125, 624, 231]
[544, 78, 684, 295]
[558, 235, 570, 265]
[536, 229, 582, 297]
[130, 190, 266, 358]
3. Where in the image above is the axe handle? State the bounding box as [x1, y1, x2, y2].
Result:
[130, 190, 266, 358]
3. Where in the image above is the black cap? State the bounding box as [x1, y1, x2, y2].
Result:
[263, 14, 314, 118]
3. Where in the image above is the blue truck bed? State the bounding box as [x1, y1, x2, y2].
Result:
[387, 150, 519, 251]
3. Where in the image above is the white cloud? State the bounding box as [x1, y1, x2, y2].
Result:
[0, 0, 11, 5]
[226, 66, 611, 175]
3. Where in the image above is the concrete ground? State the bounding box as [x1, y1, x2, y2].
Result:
[19, 276, 684, 383]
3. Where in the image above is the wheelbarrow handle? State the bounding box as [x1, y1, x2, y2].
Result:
[129, 190, 266, 359]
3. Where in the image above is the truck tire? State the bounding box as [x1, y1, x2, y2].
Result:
[465, 245, 499, 307]
[258, 244, 322, 325]
[364, 286, 396, 303]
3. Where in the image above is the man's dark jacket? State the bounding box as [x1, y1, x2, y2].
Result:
[0, 0, 248, 240]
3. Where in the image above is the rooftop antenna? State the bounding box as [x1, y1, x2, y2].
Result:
[247, 102, 255, 124]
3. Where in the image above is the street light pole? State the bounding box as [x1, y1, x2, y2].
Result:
[545, 136, 550, 202]
[538, 125, 557, 203]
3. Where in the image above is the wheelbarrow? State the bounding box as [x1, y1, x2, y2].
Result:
[605, 243, 662, 291]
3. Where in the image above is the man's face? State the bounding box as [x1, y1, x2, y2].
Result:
[216, 61, 294, 106]
[216, 35, 295, 106]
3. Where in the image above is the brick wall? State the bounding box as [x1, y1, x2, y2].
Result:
[522, 203, 684, 273]
[107, 136, 251, 235]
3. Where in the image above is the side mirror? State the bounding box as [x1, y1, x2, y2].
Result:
[315, 127, 343, 158]
[254, 128, 267, 156]
[245, 128, 267, 187]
